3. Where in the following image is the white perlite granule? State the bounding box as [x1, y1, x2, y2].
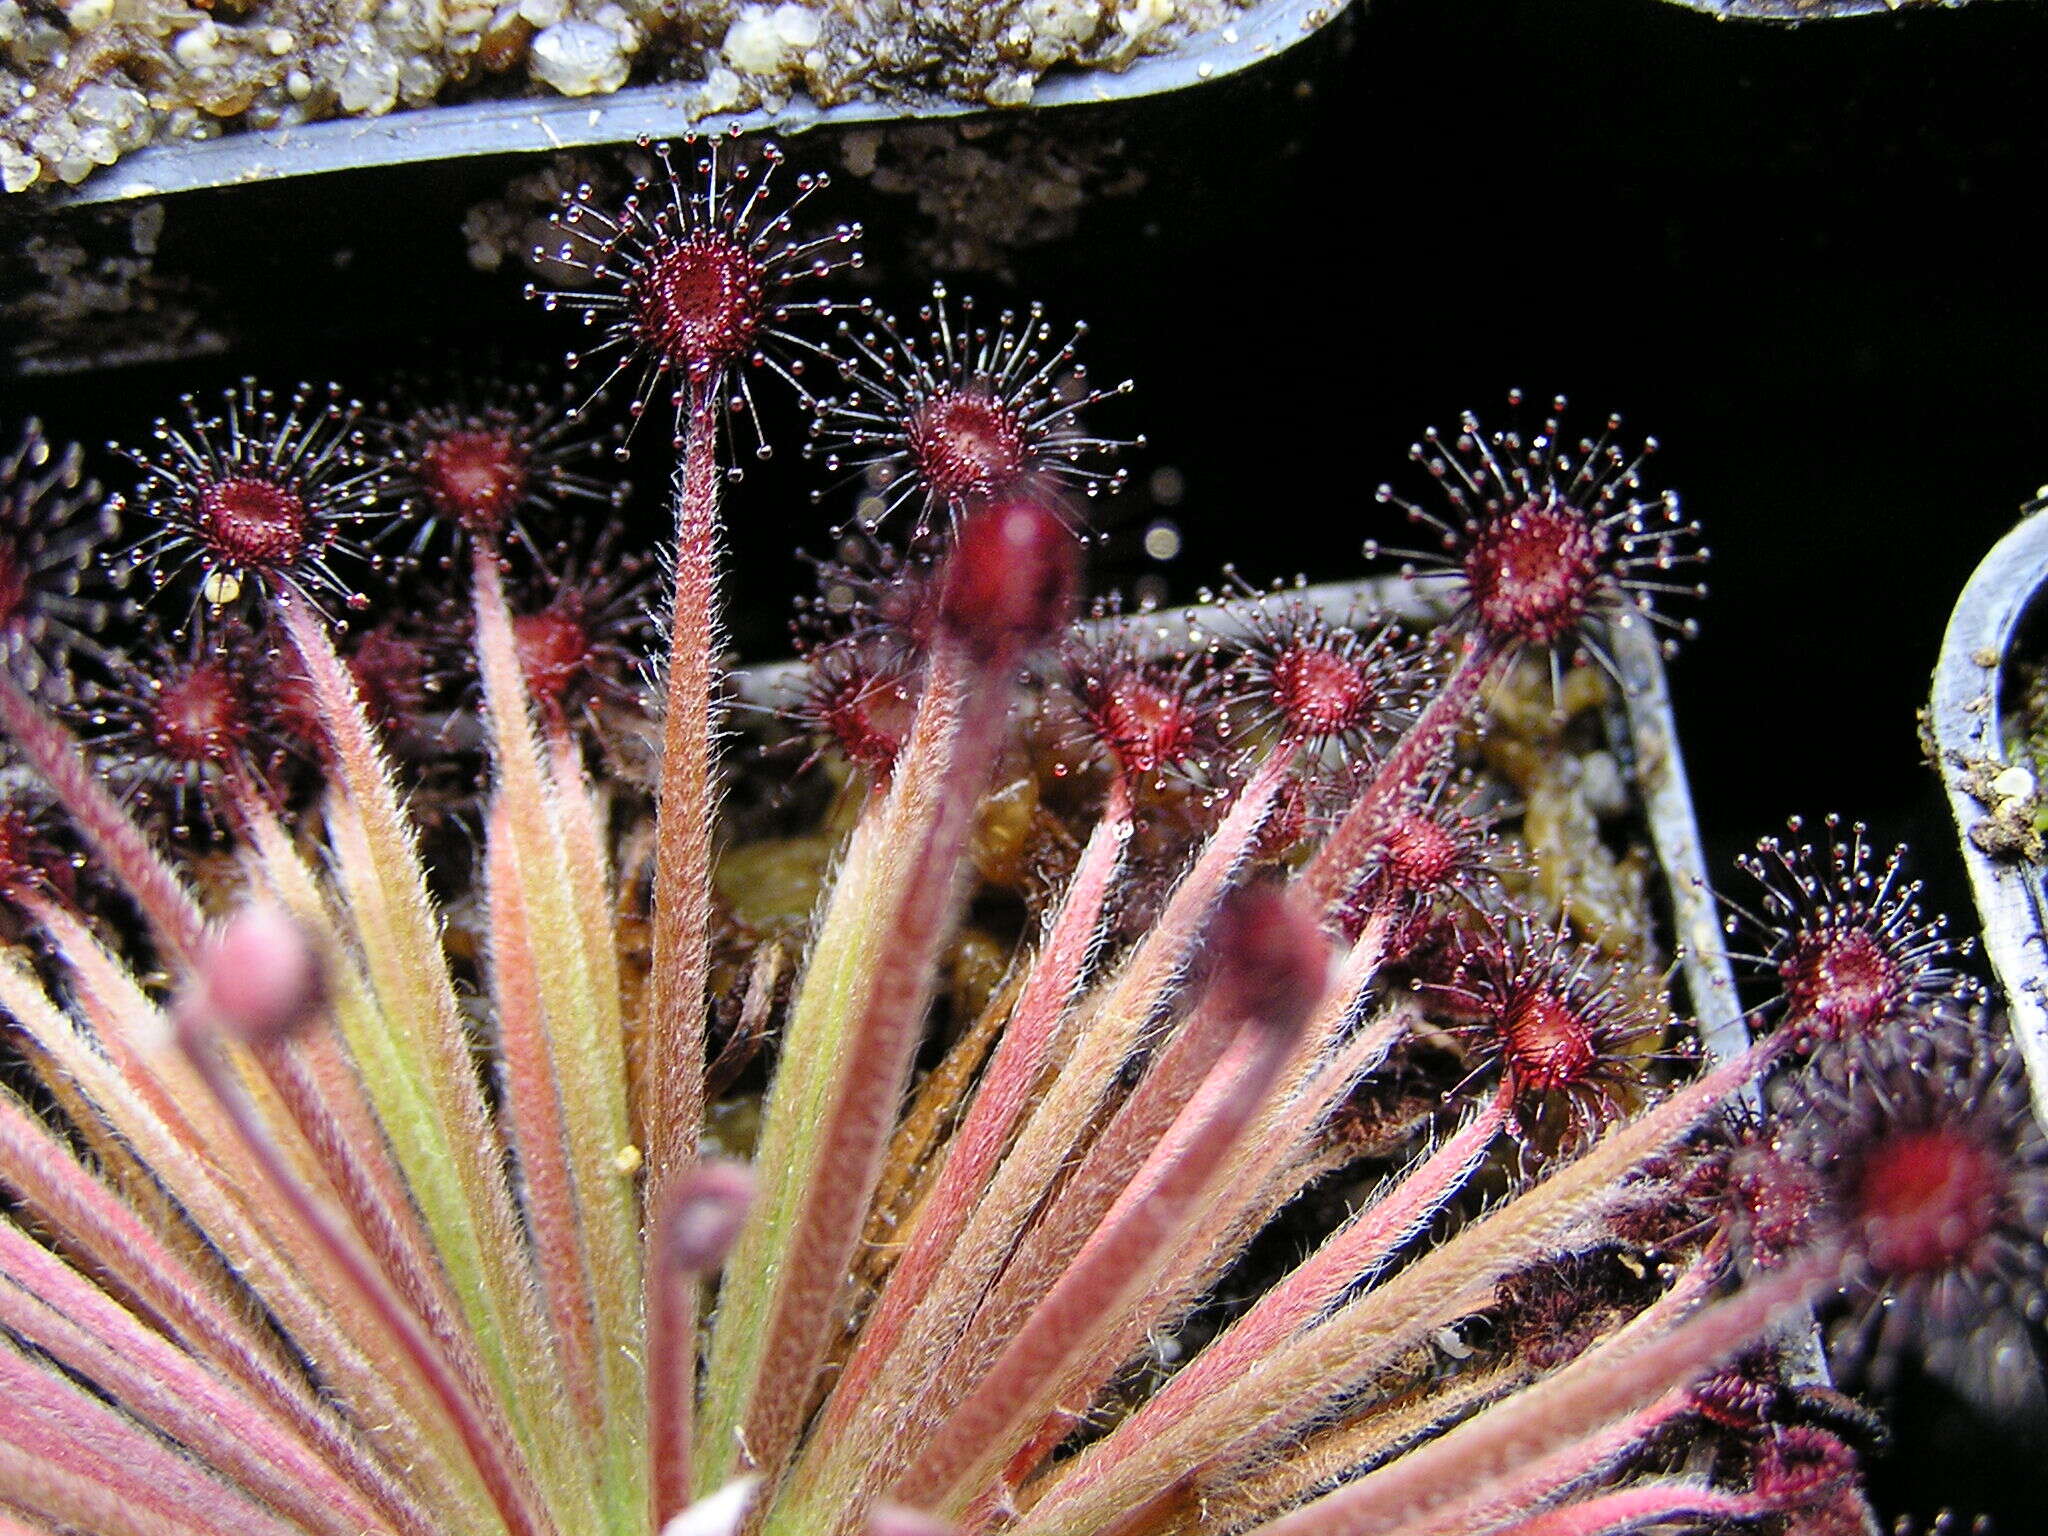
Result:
[3, 0, 1262, 193]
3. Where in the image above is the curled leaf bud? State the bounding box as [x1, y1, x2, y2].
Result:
[658, 1159, 756, 1276]
[189, 902, 328, 1048]
[1205, 882, 1331, 1036]
[937, 493, 1078, 660]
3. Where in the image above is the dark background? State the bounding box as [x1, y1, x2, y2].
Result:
[6, 0, 2048, 1523]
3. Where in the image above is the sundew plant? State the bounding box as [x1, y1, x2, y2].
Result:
[0, 134, 2043, 1536]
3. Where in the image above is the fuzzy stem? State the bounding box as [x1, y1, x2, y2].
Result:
[944, 970, 1247, 1437]
[648, 1220, 698, 1533]
[1303, 632, 1497, 910]
[1131, 1083, 1514, 1451]
[822, 789, 1135, 1432]
[172, 1008, 557, 1536]
[1013, 1039, 1781, 1536]
[1375, 1394, 1696, 1536]
[981, 923, 1411, 1522]
[254, 1018, 525, 1488]
[227, 785, 555, 1523]
[0, 951, 494, 1531]
[0, 1436, 207, 1536]
[471, 545, 647, 1530]
[855, 965, 1026, 1300]
[230, 783, 507, 1465]
[0, 667, 203, 962]
[232, 781, 514, 1470]
[541, 707, 630, 1121]
[768, 750, 1297, 1535]
[1163, 1366, 1535, 1536]
[1453, 1481, 1766, 1536]
[1248, 1254, 1835, 1536]
[719, 634, 1021, 1492]
[484, 794, 605, 1436]
[20, 891, 239, 1178]
[0, 1086, 437, 1536]
[647, 392, 723, 1202]
[952, 753, 1301, 1369]
[0, 979, 196, 1278]
[954, 1006, 1275, 1530]
[1331, 1258, 1727, 1536]
[276, 595, 584, 1527]
[0, 1343, 301, 1536]
[35, 890, 387, 1345]
[1173, 961, 1411, 1301]
[643, 402, 722, 1520]
[698, 797, 892, 1488]
[0, 1217, 406, 1536]
[899, 983, 1317, 1519]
